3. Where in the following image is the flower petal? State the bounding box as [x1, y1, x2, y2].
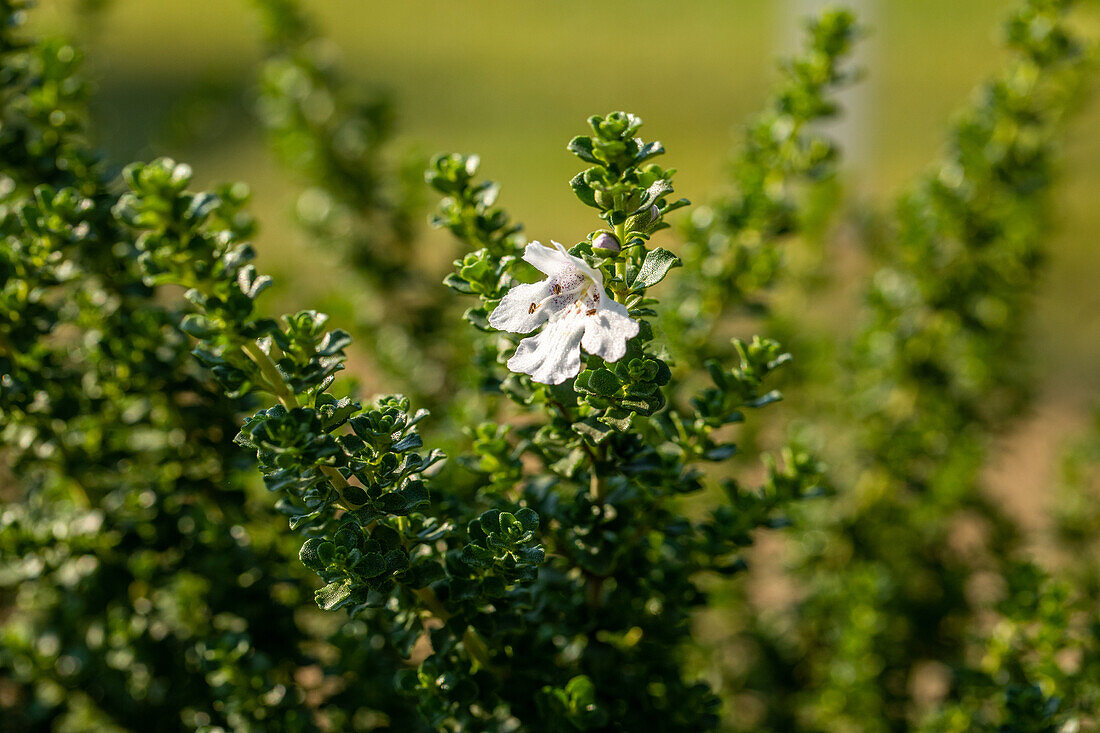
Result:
[522, 241, 570, 276]
[507, 313, 586, 385]
[488, 280, 554, 334]
[550, 240, 602, 287]
[581, 291, 639, 364]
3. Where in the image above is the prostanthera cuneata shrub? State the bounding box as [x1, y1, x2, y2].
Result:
[2, 0, 1098, 731]
[1, 1, 822, 727]
[107, 105, 821, 728]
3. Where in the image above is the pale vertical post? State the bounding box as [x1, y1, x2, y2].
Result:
[782, 0, 875, 181]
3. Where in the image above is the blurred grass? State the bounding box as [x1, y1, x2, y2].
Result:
[33, 0, 1100, 402]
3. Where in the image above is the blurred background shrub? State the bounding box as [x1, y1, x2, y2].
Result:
[28, 0, 1100, 407]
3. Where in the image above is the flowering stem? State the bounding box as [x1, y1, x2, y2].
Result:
[612, 221, 629, 299]
[550, 397, 606, 501]
[240, 339, 362, 510]
[586, 464, 608, 608]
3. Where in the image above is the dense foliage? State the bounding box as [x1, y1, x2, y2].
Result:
[715, 2, 1098, 731]
[1, 0, 1097, 731]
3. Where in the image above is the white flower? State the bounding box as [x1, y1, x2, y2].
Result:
[489, 240, 639, 385]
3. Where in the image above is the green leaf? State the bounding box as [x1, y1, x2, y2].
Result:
[704, 444, 738, 461]
[184, 191, 219, 222]
[334, 522, 364, 550]
[342, 485, 368, 506]
[443, 272, 476, 294]
[290, 510, 322, 531]
[357, 552, 387, 579]
[631, 247, 682, 291]
[379, 492, 409, 515]
[463, 306, 492, 330]
[550, 447, 587, 478]
[462, 543, 496, 568]
[574, 417, 614, 444]
[383, 549, 410, 573]
[400, 559, 446, 589]
[317, 329, 352, 357]
[315, 580, 352, 611]
[517, 546, 545, 566]
[634, 179, 673, 213]
[588, 368, 620, 396]
[179, 314, 217, 339]
[499, 512, 527, 540]
[515, 507, 540, 532]
[237, 265, 273, 299]
[565, 675, 596, 704]
[299, 538, 327, 572]
[567, 136, 600, 164]
[745, 390, 783, 408]
[392, 433, 424, 452]
[599, 408, 634, 432]
[634, 140, 665, 164]
[370, 525, 401, 549]
[401, 480, 429, 508]
[569, 171, 600, 209]
[316, 541, 335, 565]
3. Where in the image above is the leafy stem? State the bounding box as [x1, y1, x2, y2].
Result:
[612, 220, 629, 297]
[241, 338, 361, 511]
[243, 335, 496, 671]
[589, 446, 607, 504]
[412, 587, 496, 673]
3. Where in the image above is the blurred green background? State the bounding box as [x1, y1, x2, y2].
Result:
[34, 0, 1100, 501]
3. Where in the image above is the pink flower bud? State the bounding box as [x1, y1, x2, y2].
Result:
[592, 233, 620, 253]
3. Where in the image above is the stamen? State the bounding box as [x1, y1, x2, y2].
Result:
[528, 303, 538, 314]
[586, 309, 597, 316]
